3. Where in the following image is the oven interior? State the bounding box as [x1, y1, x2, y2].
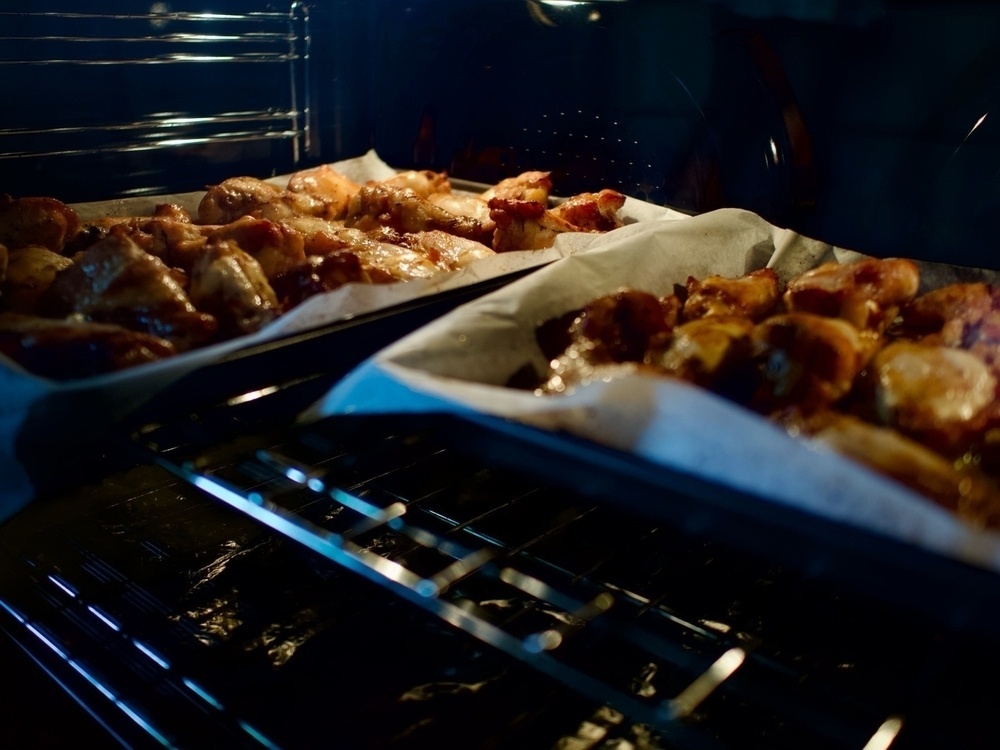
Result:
[5, 2, 1000, 748]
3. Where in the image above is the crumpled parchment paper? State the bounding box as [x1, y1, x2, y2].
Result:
[303, 207, 1000, 575]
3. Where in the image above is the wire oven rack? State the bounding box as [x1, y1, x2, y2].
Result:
[4, 324, 1000, 748]
[38, 367, 986, 749]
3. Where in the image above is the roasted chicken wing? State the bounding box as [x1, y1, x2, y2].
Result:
[39, 226, 217, 349]
[0, 312, 176, 379]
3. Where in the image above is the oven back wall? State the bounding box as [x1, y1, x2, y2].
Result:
[6, 1, 1000, 268]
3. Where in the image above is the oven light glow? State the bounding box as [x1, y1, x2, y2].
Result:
[0, 598, 26, 624]
[770, 137, 780, 164]
[87, 605, 121, 632]
[183, 677, 224, 710]
[116, 701, 172, 747]
[862, 715, 904, 750]
[48, 574, 78, 598]
[965, 113, 988, 141]
[134, 639, 171, 669]
[666, 647, 746, 719]
[227, 385, 280, 406]
[68, 659, 117, 702]
[240, 720, 281, 749]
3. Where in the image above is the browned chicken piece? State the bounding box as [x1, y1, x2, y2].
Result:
[549, 189, 626, 232]
[0, 195, 80, 253]
[280, 216, 360, 256]
[541, 289, 679, 394]
[488, 197, 582, 252]
[206, 216, 306, 281]
[39, 226, 217, 349]
[286, 164, 362, 220]
[397, 230, 495, 270]
[481, 171, 552, 204]
[79, 216, 212, 272]
[188, 240, 280, 337]
[776, 408, 1000, 530]
[278, 218, 436, 281]
[152, 203, 193, 222]
[138, 218, 212, 271]
[1, 245, 75, 313]
[783, 257, 920, 331]
[653, 315, 756, 389]
[0, 311, 177, 379]
[379, 169, 451, 198]
[894, 282, 1000, 368]
[683, 268, 781, 321]
[270, 251, 371, 312]
[864, 341, 997, 455]
[345, 183, 494, 245]
[351, 239, 445, 281]
[197, 176, 329, 225]
[752, 312, 876, 413]
[426, 192, 495, 227]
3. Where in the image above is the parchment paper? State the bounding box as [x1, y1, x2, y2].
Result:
[0, 151, 687, 523]
[303, 207, 1000, 575]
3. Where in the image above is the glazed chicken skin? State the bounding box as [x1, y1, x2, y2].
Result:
[777, 408, 1000, 530]
[188, 240, 280, 337]
[683, 268, 781, 321]
[488, 198, 586, 253]
[0, 312, 177, 378]
[0, 163, 628, 379]
[345, 183, 495, 246]
[286, 164, 362, 220]
[39, 226, 217, 349]
[1, 245, 74, 313]
[481, 170, 552, 204]
[197, 176, 330, 225]
[549, 189, 626, 233]
[527, 257, 1000, 526]
[539, 289, 680, 394]
[0, 195, 79, 253]
[783, 257, 919, 331]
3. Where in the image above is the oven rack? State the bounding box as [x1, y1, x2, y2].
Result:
[125, 396, 1000, 750]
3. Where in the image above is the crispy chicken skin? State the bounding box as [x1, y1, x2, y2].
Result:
[654, 315, 756, 388]
[198, 176, 329, 225]
[1, 245, 75, 313]
[286, 164, 362, 220]
[345, 183, 494, 245]
[783, 257, 920, 331]
[683, 268, 781, 321]
[1, 164, 631, 378]
[481, 171, 552, 204]
[0, 194, 80, 253]
[206, 216, 306, 281]
[188, 240, 280, 337]
[396, 230, 495, 271]
[426, 192, 494, 226]
[39, 226, 217, 349]
[540, 289, 679, 394]
[550, 189, 626, 232]
[488, 197, 582, 252]
[380, 169, 451, 198]
[270, 252, 370, 312]
[528, 256, 1000, 525]
[777, 408, 1000, 529]
[752, 312, 874, 413]
[0, 312, 177, 378]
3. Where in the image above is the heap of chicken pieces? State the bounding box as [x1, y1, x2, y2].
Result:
[0, 166, 626, 379]
[524, 258, 1000, 529]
